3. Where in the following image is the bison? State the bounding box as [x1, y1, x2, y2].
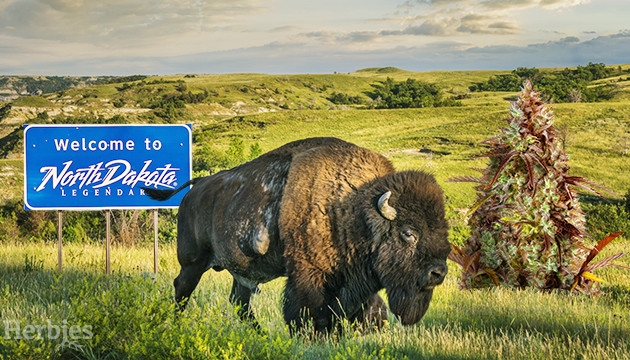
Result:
[143, 137, 450, 333]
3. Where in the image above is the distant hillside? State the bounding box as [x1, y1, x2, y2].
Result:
[0, 75, 147, 101]
[1, 64, 629, 161]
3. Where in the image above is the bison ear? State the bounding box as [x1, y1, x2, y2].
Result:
[377, 191, 397, 221]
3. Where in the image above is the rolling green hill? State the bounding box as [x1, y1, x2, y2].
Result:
[1, 65, 629, 208]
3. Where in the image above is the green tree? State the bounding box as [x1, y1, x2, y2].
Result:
[367, 77, 454, 109]
[225, 137, 245, 165]
[469, 74, 521, 92]
[327, 92, 364, 105]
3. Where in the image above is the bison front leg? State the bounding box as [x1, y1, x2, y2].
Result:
[229, 278, 261, 331]
[174, 259, 208, 311]
[348, 294, 389, 332]
[282, 275, 334, 335]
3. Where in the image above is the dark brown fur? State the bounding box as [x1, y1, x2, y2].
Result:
[143, 137, 450, 333]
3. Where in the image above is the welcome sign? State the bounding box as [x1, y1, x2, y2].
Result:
[24, 124, 192, 210]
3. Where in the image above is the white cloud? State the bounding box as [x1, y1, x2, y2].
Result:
[479, 0, 590, 10]
[537, 0, 591, 10]
[269, 25, 304, 33]
[392, 0, 591, 39]
[457, 14, 519, 34]
[0, 0, 267, 45]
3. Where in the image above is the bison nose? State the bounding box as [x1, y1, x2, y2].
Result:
[428, 264, 448, 286]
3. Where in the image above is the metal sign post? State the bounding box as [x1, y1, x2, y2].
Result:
[153, 209, 159, 274]
[105, 210, 111, 274]
[57, 210, 62, 272]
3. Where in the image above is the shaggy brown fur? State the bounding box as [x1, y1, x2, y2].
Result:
[143, 137, 450, 334]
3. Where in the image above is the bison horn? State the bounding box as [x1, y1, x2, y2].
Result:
[377, 191, 397, 221]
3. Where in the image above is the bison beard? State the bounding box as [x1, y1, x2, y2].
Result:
[142, 137, 450, 335]
[387, 288, 434, 325]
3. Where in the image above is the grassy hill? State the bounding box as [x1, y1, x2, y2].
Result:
[0, 75, 141, 102]
[1, 65, 630, 205]
[1, 65, 630, 359]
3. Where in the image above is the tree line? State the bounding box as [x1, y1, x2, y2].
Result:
[469, 63, 628, 102]
[328, 77, 461, 109]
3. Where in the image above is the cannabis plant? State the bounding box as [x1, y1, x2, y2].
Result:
[449, 80, 627, 293]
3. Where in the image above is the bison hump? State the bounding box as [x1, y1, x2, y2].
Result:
[279, 142, 394, 265]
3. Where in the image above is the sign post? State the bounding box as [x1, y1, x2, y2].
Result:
[24, 124, 192, 273]
[105, 209, 111, 274]
[153, 209, 159, 274]
[57, 210, 62, 272]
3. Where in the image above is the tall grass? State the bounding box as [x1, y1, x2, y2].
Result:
[1, 242, 628, 359]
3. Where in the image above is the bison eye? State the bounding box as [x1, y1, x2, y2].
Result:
[401, 229, 417, 244]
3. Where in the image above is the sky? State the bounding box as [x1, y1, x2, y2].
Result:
[0, 0, 628, 76]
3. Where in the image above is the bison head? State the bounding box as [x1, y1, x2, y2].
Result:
[366, 171, 450, 325]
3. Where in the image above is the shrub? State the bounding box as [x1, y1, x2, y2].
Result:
[249, 142, 263, 160]
[327, 92, 364, 105]
[116, 82, 135, 91]
[367, 78, 459, 109]
[0, 200, 175, 245]
[112, 98, 125, 108]
[63, 223, 88, 243]
[448, 81, 626, 293]
[0, 211, 19, 241]
[225, 137, 245, 163]
[0, 275, 300, 359]
[193, 137, 262, 175]
[105, 75, 148, 84]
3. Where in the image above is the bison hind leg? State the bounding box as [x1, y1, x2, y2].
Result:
[229, 277, 261, 331]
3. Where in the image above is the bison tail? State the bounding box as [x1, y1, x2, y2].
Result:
[142, 188, 178, 201]
[142, 178, 199, 201]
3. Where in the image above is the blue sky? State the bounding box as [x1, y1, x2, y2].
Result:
[0, 0, 628, 75]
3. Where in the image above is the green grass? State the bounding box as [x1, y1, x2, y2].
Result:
[1, 241, 628, 359]
[10, 96, 57, 108]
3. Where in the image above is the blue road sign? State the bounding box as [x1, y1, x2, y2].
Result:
[24, 124, 192, 210]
